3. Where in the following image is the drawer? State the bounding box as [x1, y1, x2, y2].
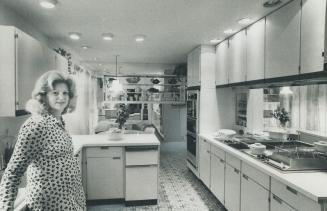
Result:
[211, 144, 225, 160]
[271, 177, 299, 208]
[242, 162, 269, 190]
[226, 152, 241, 170]
[126, 146, 158, 166]
[86, 146, 122, 158]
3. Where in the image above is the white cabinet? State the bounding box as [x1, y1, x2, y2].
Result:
[199, 138, 211, 188]
[300, 0, 326, 74]
[86, 147, 124, 200]
[210, 145, 225, 203]
[187, 47, 201, 87]
[125, 146, 159, 202]
[246, 19, 265, 81]
[224, 153, 241, 211]
[265, 0, 301, 79]
[228, 31, 246, 84]
[215, 41, 229, 85]
[0, 26, 60, 116]
[241, 163, 270, 211]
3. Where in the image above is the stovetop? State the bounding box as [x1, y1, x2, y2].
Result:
[215, 137, 327, 171]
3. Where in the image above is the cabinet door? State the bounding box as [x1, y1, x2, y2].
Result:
[229, 31, 246, 83]
[215, 41, 229, 85]
[86, 156, 123, 200]
[246, 19, 265, 81]
[271, 194, 296, 211]
[300, 0, 326, 73]
[210, 153, 225, 203]
[199, 139, 211, 188]
[125, 165, 158, 201]
[241, 174, 269, 211]
[187, 47, 201, 87]
[16, 29, 48, 111]
[225, 164, 241, 211]
[0, 26, 16, 116]
[265, 0, 301, 79]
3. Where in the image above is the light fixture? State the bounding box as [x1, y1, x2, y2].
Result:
[263, 0, 282, 7]
[280, 86, 293, 95]
[223, 29, 235, 35]
[135, 35, 146, 42]
[69, 32, 81, 40]
[238, 18, 253, 25]
[109, 55, 124, 95]
[82, 45, 89, 50]
[39, 0, 58, 9]
[102, 33, 114, 41]
[210, 38, 221, 44]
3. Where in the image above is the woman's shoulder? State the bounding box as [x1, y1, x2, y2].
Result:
[22, 114, 48, 129]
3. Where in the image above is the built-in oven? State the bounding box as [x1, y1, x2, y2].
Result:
[186, 89, 199, 169]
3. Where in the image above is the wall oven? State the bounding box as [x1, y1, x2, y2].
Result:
[186, 89, 199, 170]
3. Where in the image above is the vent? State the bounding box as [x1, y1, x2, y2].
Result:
[263, 0, 282, 7]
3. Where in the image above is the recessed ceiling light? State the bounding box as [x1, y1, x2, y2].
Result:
[102, 33, 114, 41]
[39, 0, 58, 9]
[238, 18, 252, 25]
[223, 29, 235, 35]
[135, 35, 146, 42]
[69, 32, 81, 40]
[82, 46, 90, 50]
[210, 39, 221, 44]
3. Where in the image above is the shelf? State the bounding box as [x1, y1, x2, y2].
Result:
[103, 100, 185, 105]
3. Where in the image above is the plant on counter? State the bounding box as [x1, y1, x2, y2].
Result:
[116, 104, 129, 129]
[272, 106, 290, 127]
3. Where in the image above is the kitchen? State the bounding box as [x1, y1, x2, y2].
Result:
[0, 0, 327, 210]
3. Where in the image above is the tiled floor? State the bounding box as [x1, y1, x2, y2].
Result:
[87, 141, 226, 211]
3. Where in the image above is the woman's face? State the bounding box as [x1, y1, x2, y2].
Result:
[46, 82, 70, 116]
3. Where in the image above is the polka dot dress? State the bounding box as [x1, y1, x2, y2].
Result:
[0, 114, 86, 211]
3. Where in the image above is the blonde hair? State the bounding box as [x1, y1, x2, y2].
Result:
[25, 70, 77, 115]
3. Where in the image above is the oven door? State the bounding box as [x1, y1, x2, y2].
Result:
[187, 131, 197, 167]
[187, 116, 197, 134]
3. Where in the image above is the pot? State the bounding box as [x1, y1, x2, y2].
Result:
[249, 143, 266, 155]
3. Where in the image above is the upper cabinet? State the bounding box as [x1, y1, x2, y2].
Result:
[187, 47, 201, 87]
[0, 26, 65, 116]
[187, 45, 215, 88]
[300, 0, 326, 74]
[215, 41, 229, 85]
[228, 31, 246, 83]
[246, 19, 265, 81]
[265, 0, 301, 79]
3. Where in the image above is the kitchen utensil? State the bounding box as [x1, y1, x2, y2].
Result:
[249, 143, 266, 155]
[313, 141, 327, 153]
[126, 77, 140, 83]
[151, 78, 160, 84]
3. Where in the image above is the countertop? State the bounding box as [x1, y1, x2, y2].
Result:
[71, 133, 160, 155]
[199, 133, 327, 203]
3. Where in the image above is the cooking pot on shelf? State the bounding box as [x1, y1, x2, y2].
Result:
[249, 143, 266, 155]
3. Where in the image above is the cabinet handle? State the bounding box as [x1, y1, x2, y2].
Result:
[234, 168, 240, 174]
[203, 139, 207, 142]
[126, 164, 157, 168]
[207, 150, 210, 153]
[100, 146, 109, 149]
[272, 194, 283, 204]
[219, 158, 224, 163]
[242, 174, 249, 180]
[112, 156, 121, 160]
[286, 186, 298, 195]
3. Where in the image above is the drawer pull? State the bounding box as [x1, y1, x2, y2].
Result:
[234, 168, 240, 174]
[219, 158, 224, 163]
[112, 156, 121, 160]
[100, 146, 109, 149]
[272, 194, 283, 204]
[242, 174, 249, 180]
[126, 146, 158, 151]
[207, 150, 210, 153]
[286, 186, 298, 195]
[126, 164, 157, 168]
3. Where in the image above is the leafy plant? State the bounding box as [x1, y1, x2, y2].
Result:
[116, 104, 129, 129]
[272, 106, 290, 127]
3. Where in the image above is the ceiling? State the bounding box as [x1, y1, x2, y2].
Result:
[1, 0, 289, 72]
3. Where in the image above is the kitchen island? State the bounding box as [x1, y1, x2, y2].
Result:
[199, 133, 327, 211]
[72, 133, 160, 206]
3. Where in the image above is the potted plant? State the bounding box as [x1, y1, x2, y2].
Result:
[116, 104, 129, 129]
[272, 106, 290, 128]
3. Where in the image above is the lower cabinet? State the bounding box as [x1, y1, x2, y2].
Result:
[210, 145, 225, 203]
[225, 153, 241, 211]
[241, 174, 269, 211]
[199, 138, 211, 188]
[86, 147, 124, 200]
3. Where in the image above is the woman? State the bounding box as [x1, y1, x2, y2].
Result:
[0, 71, 86, 211]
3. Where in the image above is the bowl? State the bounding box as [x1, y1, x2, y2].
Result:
[126, 77, 140, 83]
[108, 128, 123, 140]
[249, 143, 266, 155]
